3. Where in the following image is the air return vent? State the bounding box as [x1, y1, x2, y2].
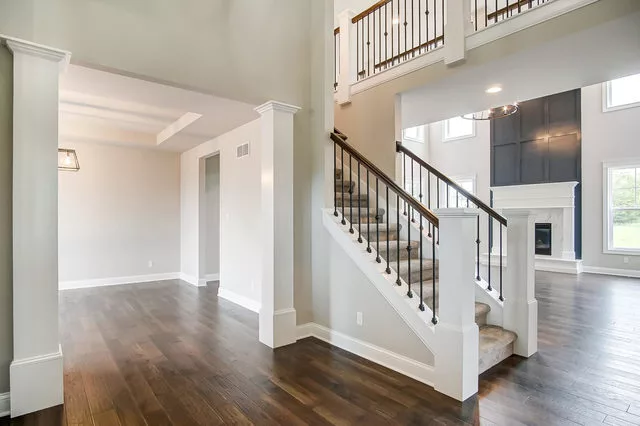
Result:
[236, 143, 250, 158]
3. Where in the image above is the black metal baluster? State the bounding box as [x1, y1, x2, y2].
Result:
[396, 194, 401, 285]
[403, 153, 407, 215]
[436, 178, 439, 245]
[367, 170, 372, 253]
[433, 0, 437, 44]
[367, 15, 371, 77]
[506, 0, 510, 18]
[362, 18, 365, 78]
[485, 0, 488, 28]
[341, 147, 346, 225]
[476, 215, 481, 280]
[419, 214, 424, 311]
[518, 0, 522, 14]
[349, 154, 354, 233]
[376, 179, 381, 263]
[446, 184, 449, 208]
[495, 0, 498, 23]
[427, 171, 432, 238]
[358, 163, 363, 243]
[356, 21, 360, 80]
[397, 0, 401, 65]
[499, 224, 504, 301]
[385, 2, 389, 68]
[404, 0, 407, 60]
[425, 0, 429, 50]
[410, 159, 415, 222]
[475, 0, 478, 31]
[441, 0, 444, 43]
[386, 187, 391, 273]
[407, 205, 412, 297]
[419, 166, 423, 204]
[432, 232, 437, 324]
[411, 0, 415, 56]
[391, 0, 395, 66]
[455, 189, 459, 208]
[333, 142, 338, 217]
[487, 216, 492, 291]
[378, 8, 382, 72]
[418, 0, 421, 53]
[372, 11, 376, 75]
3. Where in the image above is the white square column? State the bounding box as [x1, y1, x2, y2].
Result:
[434, 208, 479, 402]
[503, 210, 538, 357]
[255, 101, 300, 349]
[6, 38, 69, 417]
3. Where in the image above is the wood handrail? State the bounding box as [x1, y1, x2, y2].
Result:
[331, 131, 439, 227]
[396, 141, 507, 226]
[487, 0, 533, 21]
[352, 0, 392, 23]
[334, 27, 340, 36]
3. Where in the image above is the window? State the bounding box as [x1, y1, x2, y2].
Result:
[604, 73, 640, 112]
[604, 161, 640, 254]
[403, 126, 425, 143]
[443, 116, 475, 141]
[442, 177, 475, 207]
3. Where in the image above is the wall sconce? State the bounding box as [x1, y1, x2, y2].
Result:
[58, 148, 80, 172]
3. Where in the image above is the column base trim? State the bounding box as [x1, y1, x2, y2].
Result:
[10, 346, 63, 418]
[259, 308, 297, 348]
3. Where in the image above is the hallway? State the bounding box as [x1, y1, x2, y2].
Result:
[4, 272, 640, 425]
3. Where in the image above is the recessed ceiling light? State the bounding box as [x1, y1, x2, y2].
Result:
[486, 86, 502, 94]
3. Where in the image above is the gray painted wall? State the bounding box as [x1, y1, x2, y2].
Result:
[0, 44, 12, 394]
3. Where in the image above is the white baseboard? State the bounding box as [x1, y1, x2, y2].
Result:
[10, 346, 63, 417]
[60, 272, 180, 290]
[297, 322, 435, 387]
[582, 266, 640, 279]
[0, 392, 9, 418]
[205, 273, 220, 281]
[217, 287, 261, 313]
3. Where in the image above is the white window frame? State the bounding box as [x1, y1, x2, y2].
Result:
[443, 117, 476, 142]
[603, 159, 640, 255]
[402, 125, 425, 144]
[602, 77, 640, 113]
[440, 175, 477, 208]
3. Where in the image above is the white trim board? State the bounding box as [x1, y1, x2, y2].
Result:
[582, 266, 640, 279]
[59, 272, 181, 290]
[217, 287, 261, 313]
[10, 346, 63, 417]
[205, 273, 220, 282]
[0, 393, 9, 418]
[297, 323, 435, 387]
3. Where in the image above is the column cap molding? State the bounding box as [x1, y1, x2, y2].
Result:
[503, 209, 535, 218]
[255, 101, 301, 115]
[3, 36, 70, 65]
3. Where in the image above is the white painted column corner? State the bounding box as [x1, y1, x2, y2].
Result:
[443, 0, 470, 65]
[6, 37, 70, 417]
[503, 210, 538, 357]
[336, 9, 355, 105]
[255, 100, 300, 349]
[434, 208, 479, 402]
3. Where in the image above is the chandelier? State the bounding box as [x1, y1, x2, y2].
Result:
[461, 104, 518, 121]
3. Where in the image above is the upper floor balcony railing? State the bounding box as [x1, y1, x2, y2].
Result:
[334, 0, 573, 101]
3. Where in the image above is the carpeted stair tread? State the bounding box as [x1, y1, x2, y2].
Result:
[378, 240, 421, 261]
[478, 325, 517, 374]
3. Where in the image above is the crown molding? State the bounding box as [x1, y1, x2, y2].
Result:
[3, 36, 70, 69]
[255, 101, 301, 115]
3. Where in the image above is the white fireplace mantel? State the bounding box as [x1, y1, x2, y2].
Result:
[490, 182, 582, 274]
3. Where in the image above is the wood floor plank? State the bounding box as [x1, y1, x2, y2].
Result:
[6, 272, 640, 425]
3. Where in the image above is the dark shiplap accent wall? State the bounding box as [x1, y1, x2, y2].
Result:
[490, 89, 582, 258]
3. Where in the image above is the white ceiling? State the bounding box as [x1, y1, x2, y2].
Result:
[59, 65, 259, 152]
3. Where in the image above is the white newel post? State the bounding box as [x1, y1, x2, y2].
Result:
[443, 0, 470, 65]
[7, 38, 69, 417]
[256, 101, 300, 349]
[503, 210, 538, 357]
[434, 208, 479, 402]
[336, 9, 355, 105]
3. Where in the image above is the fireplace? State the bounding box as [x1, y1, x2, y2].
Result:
[535, 223, 552, 256]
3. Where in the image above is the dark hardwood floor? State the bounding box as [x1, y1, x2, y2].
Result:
[3, 271, 640, 425]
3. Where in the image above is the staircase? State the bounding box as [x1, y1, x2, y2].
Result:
[335, 166, 517, 375]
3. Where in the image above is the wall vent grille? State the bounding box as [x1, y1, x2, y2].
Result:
[236, 143, 250, 158]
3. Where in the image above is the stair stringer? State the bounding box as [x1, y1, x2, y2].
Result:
[323, 209, 437, 386]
